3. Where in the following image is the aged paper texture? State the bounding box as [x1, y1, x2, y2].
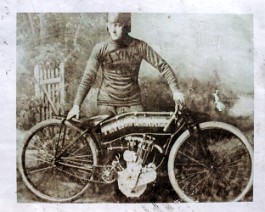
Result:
[1, 0, 265, 211]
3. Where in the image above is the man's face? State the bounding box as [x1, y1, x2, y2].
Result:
[107, 21, 124, 41]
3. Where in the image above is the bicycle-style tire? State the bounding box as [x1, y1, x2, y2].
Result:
[168, 121, 253, 202]
[19, 119, 98, 202]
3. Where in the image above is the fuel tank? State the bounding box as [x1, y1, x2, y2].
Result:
[98, 111, 174, 141]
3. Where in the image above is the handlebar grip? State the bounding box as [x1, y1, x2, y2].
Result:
[71, 118, 81, 122]
[65, 117, 81, 123]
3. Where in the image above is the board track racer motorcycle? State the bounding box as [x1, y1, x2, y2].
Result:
[19, 104, 253, 203]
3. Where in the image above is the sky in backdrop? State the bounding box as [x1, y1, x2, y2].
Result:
[131, 14, 253, 94]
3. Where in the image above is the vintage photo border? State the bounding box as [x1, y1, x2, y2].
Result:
[1, 0, 265, 211]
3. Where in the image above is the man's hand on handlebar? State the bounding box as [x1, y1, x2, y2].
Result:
[172, 90, 185, 106]
[66, 105, 80, 120]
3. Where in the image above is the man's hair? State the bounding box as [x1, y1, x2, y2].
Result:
[107, 13, 131, 33]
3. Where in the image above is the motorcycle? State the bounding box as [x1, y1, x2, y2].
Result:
[19, 104, 253, 202]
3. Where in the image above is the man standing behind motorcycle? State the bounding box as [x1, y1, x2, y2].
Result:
[67, 13, 184, 119]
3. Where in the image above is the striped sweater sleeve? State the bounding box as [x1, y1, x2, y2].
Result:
[74, 44, 100, 106]
[142, 42, 179, 92]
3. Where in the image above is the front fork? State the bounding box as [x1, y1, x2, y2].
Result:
[167, 106, 213, 163]
[185, 120, 214, 164]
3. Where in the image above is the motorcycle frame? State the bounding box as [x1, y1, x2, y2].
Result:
[54, 107, 196, 168]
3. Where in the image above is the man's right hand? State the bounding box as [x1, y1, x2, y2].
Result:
[66, 105, 80, 120]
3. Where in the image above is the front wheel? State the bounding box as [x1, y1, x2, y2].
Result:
[19, 119, 98, 202]
[168, 121, 253, 202]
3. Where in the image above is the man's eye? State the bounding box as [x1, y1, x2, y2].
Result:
[108, 22, 123, 28]
[115, 23, 122, 27]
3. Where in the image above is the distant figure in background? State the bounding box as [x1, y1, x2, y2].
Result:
[67, 13, 184, 119]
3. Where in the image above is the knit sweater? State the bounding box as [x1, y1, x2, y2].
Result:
[74, 36, 179, 106]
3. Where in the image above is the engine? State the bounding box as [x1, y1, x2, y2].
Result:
[99, 112, 171, 196]
[116, 135, 160, 197]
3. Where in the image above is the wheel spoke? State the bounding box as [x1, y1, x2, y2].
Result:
[193, 172, 210, 190]
[175, 163, 205, 166]
[26, 154, 52, 165]
[222, 155, 248, 168]
[61, 157, 93, 163]
[28, 165, 54, 174]
[178, 169, 207, 186]
[178, 151, 208, 168]
[31, 137, 54, 158]
[224, 164, 246, 168]
[62, 154, 93, 159]
[182, 171, 206, 192]
[68, 143, 86, 157]
[58, 161, 93, 171]
[28, 166, 53, 188]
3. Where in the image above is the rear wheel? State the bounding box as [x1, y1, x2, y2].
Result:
[19, 119, 98, 202]
[168, 121, 253, 202]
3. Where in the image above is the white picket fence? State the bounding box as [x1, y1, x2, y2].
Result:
[34, 63, 65, 120]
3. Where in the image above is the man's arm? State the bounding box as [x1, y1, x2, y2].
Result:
[67, 44, 101, 119]
[74, 44, 101, 106]
[142, 42, 184, 104]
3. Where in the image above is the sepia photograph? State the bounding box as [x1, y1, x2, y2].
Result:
[16, 12, 254, 204]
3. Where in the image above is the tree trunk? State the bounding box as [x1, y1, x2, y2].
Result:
[39, 13, 48, 45]
[73, 14, 84, 48]
[27, 14, 38, 47]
